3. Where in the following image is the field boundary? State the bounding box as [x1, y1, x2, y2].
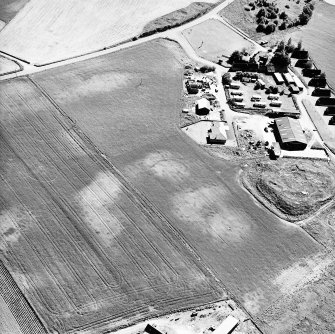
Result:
[0, 260, 47, 334]
[0, 54, 23, 76]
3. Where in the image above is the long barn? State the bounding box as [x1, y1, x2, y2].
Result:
[274, 117, 307, 150]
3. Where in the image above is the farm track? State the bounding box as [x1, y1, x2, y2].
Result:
[0, 77, 223, 333]
[0, 260, 47, 334]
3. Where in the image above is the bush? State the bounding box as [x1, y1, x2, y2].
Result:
[285, 5, 290, 8]
[274, 19, 279, 25]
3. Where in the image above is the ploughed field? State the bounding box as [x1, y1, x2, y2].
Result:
[0, 0, 216, 65]
[32, 39, 322, 322]
[0, 76, 223, 333]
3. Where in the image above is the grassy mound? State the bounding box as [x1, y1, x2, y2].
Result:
[242, 159, 335, 221]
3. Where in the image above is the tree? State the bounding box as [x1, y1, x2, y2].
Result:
[265, 23, 276, 34]
[228, 50, 242, 63]
[285, 37, 295, 53]
[279, 21, 287, 30]
[297, 40, 302, 51]
[299, 12, 311, 25]
[279, 11, 288, 20]
[320, 72, 326, 79]
[222, 72, 232, 85]
[303, 4, 313, 16]
[277, 40, 285, 52]
[256, 23, 266, 32]
[257, 8, 266, 18]
[271, 52, 291, 66]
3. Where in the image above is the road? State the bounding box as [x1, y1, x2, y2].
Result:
[0, 0, 249, 81]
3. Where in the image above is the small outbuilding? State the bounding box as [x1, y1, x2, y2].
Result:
[275, 117, 307, 150]
[195, 98, 210, 115]
[273, 72, 284, 84]
[292, 49, 309, 59]
[207, 122, 227, 144]
[283, 72, 294, 85]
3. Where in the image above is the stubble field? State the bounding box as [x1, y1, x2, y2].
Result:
[32, 39, 323, 325]
[0, 0, 29, 23]
[0, 76, 223, 333]
[0, 0, 217, 65]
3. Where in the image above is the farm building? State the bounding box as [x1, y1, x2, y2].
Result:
[207, 122, 227, 144]
[292, 49, 309, 59]
[324, 107, 335, 116]
[295, 59, 312, 68]
[230, 82, 241, 89]
[309, 77, 327, 88]
[302, 68, 321, 77]
[312, 88, 331, 97]
[292, 76, 304, 91]
[274, 117, 307, 150]
[195, 98, 210, 115]
[283, 73, 294, 85]
[145, 324, 163, 334]
[230, 90, 243, 96]
[213, 315, 239, 334]
[270, 108, 300, 119]
[273, 72, 284, 84]
[316, 97, 335, 106]
[186, 80, 201, 94]
[257, 79, 265, 89]
[289, 85, 300, 94]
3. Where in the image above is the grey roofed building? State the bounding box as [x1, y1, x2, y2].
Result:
[207, 122, 227, 144]
[275, 117, 307, 150]
[195, 97, 210, 115]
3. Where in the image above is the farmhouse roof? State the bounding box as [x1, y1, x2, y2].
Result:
[208, 122, 227, 141]
[275, 117, 307, 144]
[196, 98, 210, 110]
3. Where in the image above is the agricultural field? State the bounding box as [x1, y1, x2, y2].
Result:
[0, 55, 21, 75]
[241, 159, 335, 222]
[0, 76, 223, 333]
[182, 19, 254, 63]
[0, 0, 217, 65]
[32, 39, 323, 324]
[0, 0, 29, 23]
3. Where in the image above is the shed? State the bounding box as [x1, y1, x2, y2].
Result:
[273, 72, 284, 84]
[257, 79, 265, 88]
[289, 84, 300, 94]
[324, 107, 335, 116]
[295, 59, 312, 68]
[213, 315, 239, 334]
[275, 117, 307, 150]
[312, 88, 331, 97]
[292, 76, 304, 91]
[292, 49, 309, 59]
[144, 324, 163, 334]
[308, 77, 327, 88]
[316, 97, 335, 106]
[302, 68, 321, 77]
[207, 122, 227, 144]
[230, 82, 241, 89]
[195, 98, 210, 115]
[283, 72, 294, 85]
